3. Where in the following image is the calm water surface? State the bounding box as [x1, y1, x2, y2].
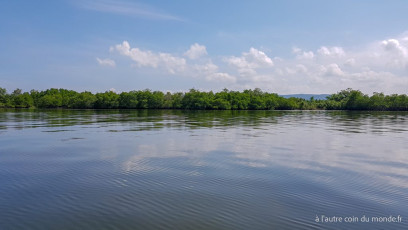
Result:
[0, 110, 407, 230]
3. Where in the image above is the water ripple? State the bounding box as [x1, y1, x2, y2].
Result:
[1, 110, 407, 229]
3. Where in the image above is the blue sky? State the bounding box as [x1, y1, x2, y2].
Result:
[1, 0, 408, 94]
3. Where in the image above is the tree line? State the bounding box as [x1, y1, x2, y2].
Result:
[0, 87, 407, 111]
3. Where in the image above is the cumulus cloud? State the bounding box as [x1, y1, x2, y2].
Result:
[245, 48, 274, 67]
[184, 43, 207, 60]
[112, 41, 185, 73]
[317, 46, 345, 57]
[105, 32, 408, 94]
[379, 39, 408, 68]
[277, 34, 408, 93]
[225, 47, 273, 69]
[111, 41, 235, 83]
[224, 48, 274, 81]
[293, 47, 314, 59]
[321, 63, 344, 77]
[112, 41, 159, 67]
[96, 58, 116, 67]
[381, 39, 405, 54]
[158, 53, 186, 74]
[192, 61, 236, 82]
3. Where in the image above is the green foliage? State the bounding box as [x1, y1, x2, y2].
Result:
[71, 92, 97, 109]
[369, 92, 386, 111]
[149, 91, 165, 109]
[4, 88, 34, 108]
[95, 91, 119, 109]
[170, 92, 183, 109]
[12, 92, 34, 108]
[181, 89, 212, 109]
[277, 97, 299, 110]
[135, 90, 151, 109]
[119, 91, 138, 109]
[385, 94, 408, 110]
[229, 91, 250, 109]
[0, 87, 407, 110]
[38, 94, 62, 108]
[0, 87, 8, 107]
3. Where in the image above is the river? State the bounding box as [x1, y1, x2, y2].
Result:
[0, 110, 407, 229]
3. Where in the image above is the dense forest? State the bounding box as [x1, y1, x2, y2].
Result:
[0, 87, 407, 111]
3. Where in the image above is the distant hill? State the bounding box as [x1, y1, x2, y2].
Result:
[280, 94, 330, 100]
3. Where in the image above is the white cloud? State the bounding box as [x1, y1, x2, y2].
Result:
[192, 61, 236, 83]
[206, 72, 236, 83]
[296, 64, 308, 74]
[381, 39, 405, 54]
[321, 63, 344, 77]
[225, 56, 248, 69]
[184, 43, 207, 60]
[246, 48, 274, 67]
[113, 41, 159, 67]
[317, 46, 345, 57]
[76, 0, 182, 21]
[238, 68, 257, 77]
[112, 41, 234, 83]
[293, 47, 314, 59]
[292, 47, 302, 54]
[224, 48, 274, 81]
[344, 58, 356, 67]
[112, 41, 186, 74]
[194, 62, 218, 73]
[269, 35, 408, 93]
[159, 53, 186, 74]
[380, 39, 408, 68]
[106, 32, 408, 94]
[225, 47, 273, 69]
[298, 51, 315, 59]
[96, 58, 116, 67]
[285, 67, 296, 75]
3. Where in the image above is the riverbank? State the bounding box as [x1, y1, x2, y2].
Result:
[1, 87, 407, 111]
